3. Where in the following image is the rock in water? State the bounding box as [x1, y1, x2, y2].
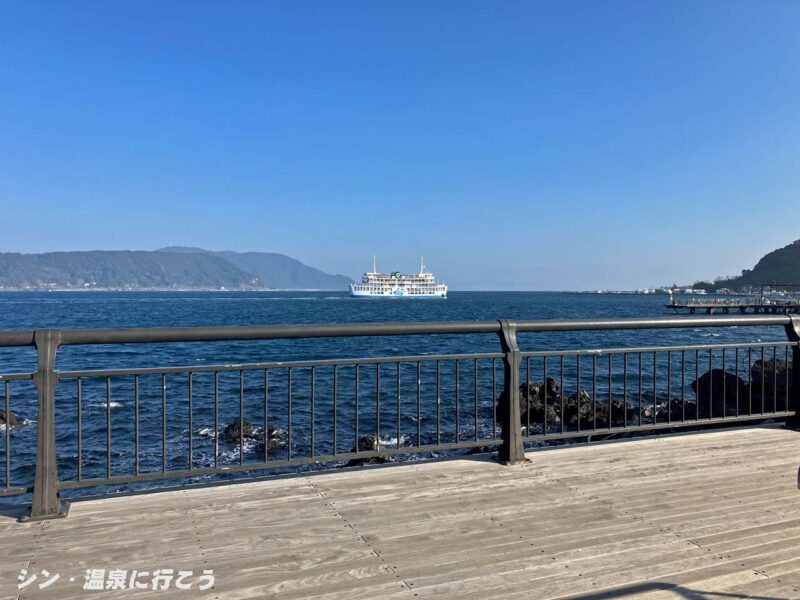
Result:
[223, 418, 257, 444]
[690, 369, 749, 418]
[344, 434, 386, 467]
[0, 409, 17, 427]
[496, 378, 560, 434]
[751, 359, 793, 412]
[256, 426, 287, 455]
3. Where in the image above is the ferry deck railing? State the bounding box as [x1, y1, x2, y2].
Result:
[0, 314, 798, 520]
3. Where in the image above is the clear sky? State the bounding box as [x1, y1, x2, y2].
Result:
[1, 1, 799, 290]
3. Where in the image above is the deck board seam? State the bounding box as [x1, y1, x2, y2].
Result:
[303, 474, 415, 596]
[15, 521, 48, 600]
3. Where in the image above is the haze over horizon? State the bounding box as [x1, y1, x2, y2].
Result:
[2, 2, 799, 290]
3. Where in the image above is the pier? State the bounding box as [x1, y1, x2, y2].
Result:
[2, 315, 800, 597]
[667, 284, 800, 315]
[666, 298, 800, 315]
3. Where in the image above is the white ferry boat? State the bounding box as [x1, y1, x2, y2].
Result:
[350, 257, 447, 299]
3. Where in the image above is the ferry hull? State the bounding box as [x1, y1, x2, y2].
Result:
[350, 288, 446, 299]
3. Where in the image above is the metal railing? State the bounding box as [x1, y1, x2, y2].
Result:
[0, 314, 798, 521]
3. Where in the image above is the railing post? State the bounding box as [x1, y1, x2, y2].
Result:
[497, 320, 528, 465]
[785, 315, 800, 430]
[22, 329, 68, 521]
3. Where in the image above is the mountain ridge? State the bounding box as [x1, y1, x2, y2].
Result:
[155, 246, 352, 290]
[0, 248, 352, 291]
[694, 239, 800, 291]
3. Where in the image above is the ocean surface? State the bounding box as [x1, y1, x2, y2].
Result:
[0, 291, 788, 501]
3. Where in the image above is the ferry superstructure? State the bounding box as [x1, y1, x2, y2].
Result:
[350, 258, 447, 299]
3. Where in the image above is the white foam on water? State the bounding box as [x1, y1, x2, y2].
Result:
[219, 439, 260, 462]
[379, 434, 408, 447]
[197, 427, 217, 438]
[0, 417, 34, 430]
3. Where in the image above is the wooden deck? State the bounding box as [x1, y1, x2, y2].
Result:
[4, 426, 800, 599]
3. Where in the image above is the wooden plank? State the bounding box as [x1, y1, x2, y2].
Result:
[3, 427, 800, 600]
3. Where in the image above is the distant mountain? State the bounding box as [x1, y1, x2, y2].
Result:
[0, 248, 352, 291]
[694, 239, 800, 291]
[156, 246, 353, 290]
[0, 250, 256, 290]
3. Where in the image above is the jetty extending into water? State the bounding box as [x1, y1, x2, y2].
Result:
[2, 314, 800, 597]
[666, 297, 800, 314]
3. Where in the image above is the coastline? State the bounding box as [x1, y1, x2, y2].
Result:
[0, 287, 350, 292]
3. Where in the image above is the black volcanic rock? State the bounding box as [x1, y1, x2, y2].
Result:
[690, 369, 749, 417]
[0, 409, 17, 428]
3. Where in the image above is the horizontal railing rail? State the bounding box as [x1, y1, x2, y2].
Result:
[0, 314, 797, 521]
[0, 314, 796, 348]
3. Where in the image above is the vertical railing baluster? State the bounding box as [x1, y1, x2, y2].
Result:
[608, 354, 612, 430]
[667, 352, 672, 424]
[638, 353, 643, 427]
[623, 354, 628, 426]
[680, 351, 685, 422]
[748, 347, 752, 416]
[264, 369, 269, 462]
[541, 357, 547, 434]
[239, 370, 245, 465]
[455, 360, 460, 443]
[696, 350, 700, 421]
[213, 371, 219, 468]
[287, 368, 292, 460]
[436, 360, 441, 446]
[786, 345, 791, 413]
[653, 353, 658, 425]
[5, 381, 11, 488]
[560, 356, 564, 432]
[134, 375, 139, 476]
[162, 374, 167, 473]
[355, 365, 360, 451]
[106, 377, 112, 478]
[576, 354, 582, 432]
[396, 362, 401, 450]
[311, 366, 316, 458]
[525, 357, 530, 433]
[375, 363, 380, 449]
[188, 372, 193, 471]
[761, 347, 765, 414]
[333, 366, 338, 456]
[773, 346, 778, 414]
[492, 358, 498, 438]
[416, 361, 421, 447]
[735, 349, 739, 418]
[76, 378, 82, 481]
[708, 350, 713, 419]
[591, 354, 596, 430]
[722, 348, 727, 415]
[473, 358, 478, 442]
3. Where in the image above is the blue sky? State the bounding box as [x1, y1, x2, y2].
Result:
[1, 1, 799, 289]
